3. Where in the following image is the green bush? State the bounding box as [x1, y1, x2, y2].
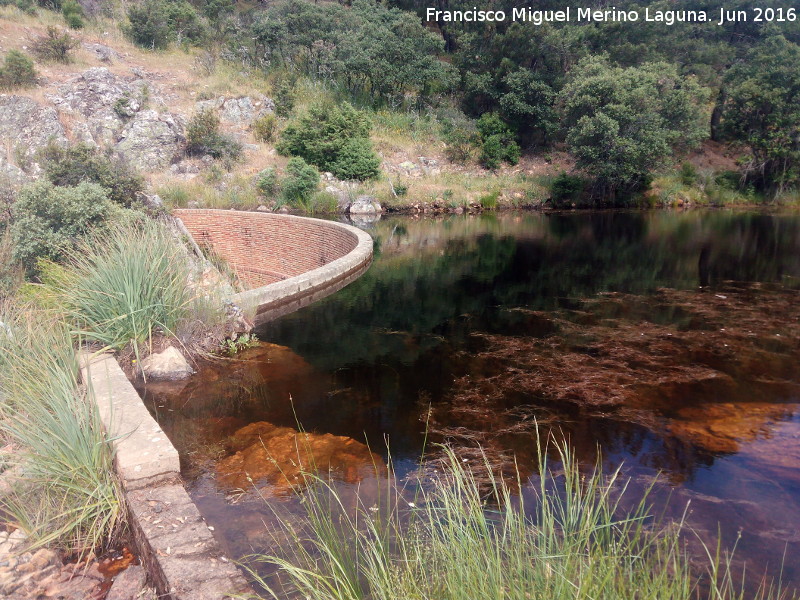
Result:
[61, 0, 84, 29]
[10, 180, 115, 272]
[679, 162, 698, 186]
[39, 143, 144, 207]
[440, 112, 478, 163]
[329, 137, 381, 182]
[479, 190, 500, 209]
[256, 167, 279, 197]
[252, 114, 277, 143]
[125, 0, 205, 50]
[0, 50, 37, 90]
[30, 26, 79, 64]
[277, 102, 380, 181]
[273, 78, 296, 118]
[186, 109, 242, 160]
[281, 157, 319, 207]
[549, 172, 588, 207]
[477, 113, 521, 169]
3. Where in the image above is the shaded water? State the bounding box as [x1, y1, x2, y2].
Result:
[140, 210, 800, 591]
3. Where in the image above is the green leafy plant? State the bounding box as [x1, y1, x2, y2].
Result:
[10, 180, 115, 272]
[61, 0, 84, 29]
[0, 50, 37, 90]
[252, 114, 277, 143]
[186, 109, 242, 160]
[277, 102, 380, 181]
[256, 167, 279, 197]
[477, 113, 520, 170]
[220, 332, 258, 355]
[125, 0, 205, 50]
[280, 157, 320, 208]
[30, 26, 79, 63]
[39, 143, 144, 207]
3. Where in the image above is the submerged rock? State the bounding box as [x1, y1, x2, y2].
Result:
[216, 421, 383, 495]
[140, 346, 194, 381]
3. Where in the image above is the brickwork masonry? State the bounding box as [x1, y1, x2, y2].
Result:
[174, 210, 374, 326]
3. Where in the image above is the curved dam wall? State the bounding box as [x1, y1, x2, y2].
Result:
[173, 209, 373, 326]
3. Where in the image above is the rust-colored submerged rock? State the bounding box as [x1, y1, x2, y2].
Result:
[216, 421, 383, 495]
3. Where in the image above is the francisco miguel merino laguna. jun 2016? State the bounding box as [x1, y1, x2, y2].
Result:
[425, 5, 798, 26]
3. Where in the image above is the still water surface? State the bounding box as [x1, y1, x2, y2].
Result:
[141, 210, 800, 591]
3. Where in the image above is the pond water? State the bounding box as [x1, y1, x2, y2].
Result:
[140, 210, 800, 593]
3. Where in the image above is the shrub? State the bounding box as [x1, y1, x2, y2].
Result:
[256, 167, 279, 197]
[329, 137, 381, 182]
[10, 180, 115, 271]
[440, 115, 478, 163]
[61, 0, 84, 28]
[30, 26, 79, 64]
[39, 143, 144, 207]
[477, 113, 520, 169]
[549, 172, 588, 207]
[277, 102, 380, 181]
[40, 220, 192, 350]
[273, 77, 296, 118]
[0, 306, 121, 555]
[281, 157, 319, 207]
[125, 0, 205, 50]
[0, 50, 37, 90]
[186, 109, 242, 160]
[252, 114, 277, 143]
[479, 190, 500, 209]
[679, 162, 698, 186]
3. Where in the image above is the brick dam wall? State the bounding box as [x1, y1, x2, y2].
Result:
[173, 209, 373, 326]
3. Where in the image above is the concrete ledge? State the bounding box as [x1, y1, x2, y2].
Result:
[81, 353, 181, 490]
[81, 353, 251, 600]
[174, 210, 373, 327]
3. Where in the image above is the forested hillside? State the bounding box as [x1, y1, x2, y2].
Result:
[1, 0, 799, 209]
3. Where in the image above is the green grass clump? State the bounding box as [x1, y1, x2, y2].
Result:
[246, 441, 793, 600]
[40, 219, 192, 351]
[0, 304, 121, 555]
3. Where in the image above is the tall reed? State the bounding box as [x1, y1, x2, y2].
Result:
[40, 219, 193, 351]
[244, 442, 793, 600]
[0, 304, 121, 554]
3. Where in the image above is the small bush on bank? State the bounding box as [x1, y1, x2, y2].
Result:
[10, 180, 115, 272]
[549, 172, 588, 208]
[0, 306, 121, 555]
[477, 113, 521, 170]
[252, 114, 277, 143]
[256, 167, 278, 197]
[277, 102, 380, 181]
[61, 0, 84, 28]
[186, 109, 242, 161]
[39, 143, 144, 207]
[0, 50, 37, 90]
[30, 26, 79, 64]
[40, 220, 192, 350]
[280, 157, 319, 208]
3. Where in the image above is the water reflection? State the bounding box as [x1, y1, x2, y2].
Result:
[140, 210, 800, 589]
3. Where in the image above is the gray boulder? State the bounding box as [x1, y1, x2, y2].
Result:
[140, 346, 194, 381]
[115, 110, 185, 171]
[195, 95, 275, 127]
[0, 96, 67, 161]
[348, 196, 382, 215]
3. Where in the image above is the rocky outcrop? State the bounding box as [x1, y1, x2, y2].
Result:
[194, 95, 274, 127]
[50, 67, 152, 146]
[0, 96, 67, 161]
[115, 110, 185, 171]
[139, 346, 194, 381]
